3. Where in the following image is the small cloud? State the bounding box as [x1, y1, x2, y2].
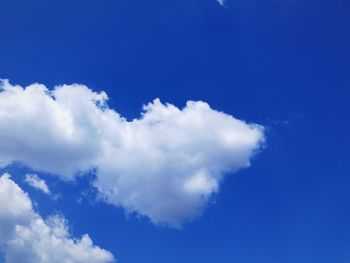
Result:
[0, 173, 115, 263]
[217, 0, 226, 6]
[24, 174, 50, 195]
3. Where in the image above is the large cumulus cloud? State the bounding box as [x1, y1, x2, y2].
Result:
[0, 80, 264, 227]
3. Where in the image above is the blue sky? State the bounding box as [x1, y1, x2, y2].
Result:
[0, 0, 349, 262]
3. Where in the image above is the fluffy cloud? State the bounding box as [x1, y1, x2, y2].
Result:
[0, 80, 264, 227]
[24, 174, 50, 195]
[0, 174, 115, 263]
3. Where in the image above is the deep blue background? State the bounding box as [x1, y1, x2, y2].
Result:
[0, 0, 350, 262]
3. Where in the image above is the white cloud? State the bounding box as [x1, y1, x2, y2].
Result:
[0, 80, 264, 227]
[0, 174, 115, 263]
[24, 174, 50, 195]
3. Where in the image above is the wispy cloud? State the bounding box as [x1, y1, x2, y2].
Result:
[217, 0, 226, 6]
[24, 174, 50, 195]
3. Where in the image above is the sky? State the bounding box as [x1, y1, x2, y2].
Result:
[0, 0, 349, 262]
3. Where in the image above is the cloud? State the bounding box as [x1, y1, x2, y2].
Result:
[0, 80, 264, 227]
[0, 173, 115, 263]
[24, 174, 50, 195]
[217, 0, 226, 6]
